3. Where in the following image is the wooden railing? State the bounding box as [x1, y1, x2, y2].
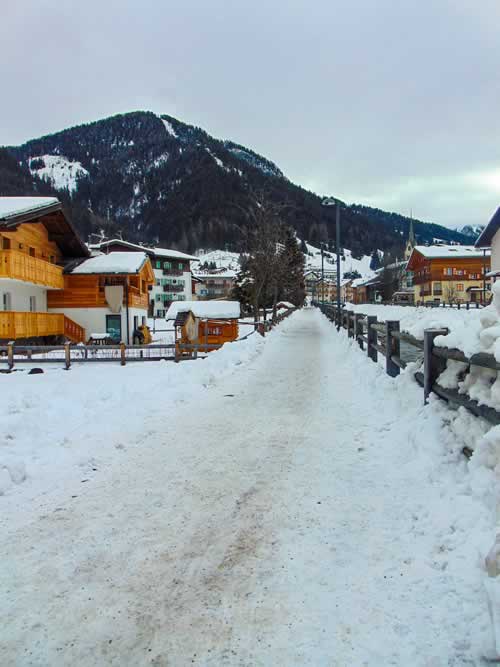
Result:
[316, 302, 500, 431]
[63, 316, 86, 343]
[0, 312, 85, 343]
[0, 250, 64, 289]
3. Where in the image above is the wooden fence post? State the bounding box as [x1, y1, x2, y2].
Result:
[7, 343, 14, 370]
[423, 328, 448, 404]
[120, 342, 126, 366]
[367, 315, 378, 363]
[64, 343, 71, 370]
[385, 320, 400, 377]
[354, 313, 363, 349]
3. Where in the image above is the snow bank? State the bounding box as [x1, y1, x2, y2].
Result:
[344, 302, 485, 344]
[0, 324, 267, 500]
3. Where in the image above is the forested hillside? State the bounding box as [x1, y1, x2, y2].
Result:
[1, 111, 474, 256]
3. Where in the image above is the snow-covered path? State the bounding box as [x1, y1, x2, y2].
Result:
[1, 309, 491, 665]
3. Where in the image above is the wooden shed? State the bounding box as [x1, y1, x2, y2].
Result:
[166, 300, 240, 356]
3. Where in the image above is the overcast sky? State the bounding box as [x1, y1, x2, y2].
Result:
[2, 0, 499, 230]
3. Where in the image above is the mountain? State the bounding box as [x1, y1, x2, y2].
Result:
[1, 110, 473, 255]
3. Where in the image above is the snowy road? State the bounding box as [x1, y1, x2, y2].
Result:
[1, 309, 492, 665]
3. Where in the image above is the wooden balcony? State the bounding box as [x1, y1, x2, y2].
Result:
[0, 312, 85, 343]
[0, 250, 64, 289]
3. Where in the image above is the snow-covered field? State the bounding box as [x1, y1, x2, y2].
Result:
[0, 332, 264, 501]
[2, 308, 500, 664]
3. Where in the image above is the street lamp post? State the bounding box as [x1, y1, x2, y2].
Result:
[322, 246, 325, 306]
[322, 197, 341, 329]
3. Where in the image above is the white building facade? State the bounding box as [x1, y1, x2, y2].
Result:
[90, 240, 198, 319]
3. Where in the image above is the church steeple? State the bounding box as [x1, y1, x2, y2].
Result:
[408, 217, 415, 245]
[405, 215, 416, 261]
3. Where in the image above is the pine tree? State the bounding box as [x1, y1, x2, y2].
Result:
[370, 250, 381, 271]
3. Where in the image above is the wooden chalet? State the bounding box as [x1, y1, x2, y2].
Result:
[47, 252, 155, 343]
[166, 300, 240, 356]
[407, 245, 491, 305]
[0, 197, 89, 343]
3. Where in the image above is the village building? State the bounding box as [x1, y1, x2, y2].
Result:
[90, 239, 198, 318]
[166, 300, 240, 356]
[192, 268, 237, 300]
[475, 207, 500, 280]
[407, 245, 491, 305]
[47, 251, 155, 343]
[345, 277, 369, 304]
[0, 196, 89, 343]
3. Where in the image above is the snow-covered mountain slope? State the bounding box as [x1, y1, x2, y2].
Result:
[28, 155, 89, 194]
[196, 242, 375, 281]
[3, 111, 473, 253]
[195, 249, 241, 270]
[303, 241, 375, 279]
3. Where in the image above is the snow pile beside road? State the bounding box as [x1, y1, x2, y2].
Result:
[0, 327, 268, 500]
[345, 302, 484, 342]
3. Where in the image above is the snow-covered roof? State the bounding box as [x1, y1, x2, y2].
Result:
[412, 245, 490, 259]
[69, 252, 149, 274]
[0, 196, 60, 220]
[351, 277, 369, 288]
[166, 300, 240, 320]
[91, 239, 198, 262]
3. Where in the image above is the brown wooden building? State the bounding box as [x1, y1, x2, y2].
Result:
[407, 245, 491, 304]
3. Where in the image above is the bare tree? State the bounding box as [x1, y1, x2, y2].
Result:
[444, 282, 459, 304]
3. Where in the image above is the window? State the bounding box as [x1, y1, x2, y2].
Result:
[29, 247, 35, 257]
[156, 260, 161, 269]
[29, 296, 36, 312]
[49, 255, 55, 264]
[443, 268, 453, 276]
[2, 292, 11, 311]
[155, 294, 162, 302]
[163, 261, 172, 270]
[156, 279, 161, 286]
[133, 315, 139, 330]
[433, 282, 442, 295]
[106, 315, 122, 342]
[178, 262, 183, 270]
[2, 237, 10, 250]
[457, 284, 464, 292]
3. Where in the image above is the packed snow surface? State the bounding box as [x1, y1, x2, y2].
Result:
[70, 251, 148, 274]
[0, 196, 59, 219]
[29, 155, 89, 194]
[1, 309, 500, 664]
[166, 299, 240, 320]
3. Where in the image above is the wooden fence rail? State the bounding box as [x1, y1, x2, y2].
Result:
[315, 302, 500, 427]
[0, 307, 298, 371]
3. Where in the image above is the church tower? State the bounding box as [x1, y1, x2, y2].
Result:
[404, 218, 416, 261]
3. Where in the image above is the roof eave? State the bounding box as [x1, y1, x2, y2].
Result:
[0, 201, 62, 226]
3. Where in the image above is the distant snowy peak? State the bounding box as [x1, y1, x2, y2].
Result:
[28, 155, 89, 195]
